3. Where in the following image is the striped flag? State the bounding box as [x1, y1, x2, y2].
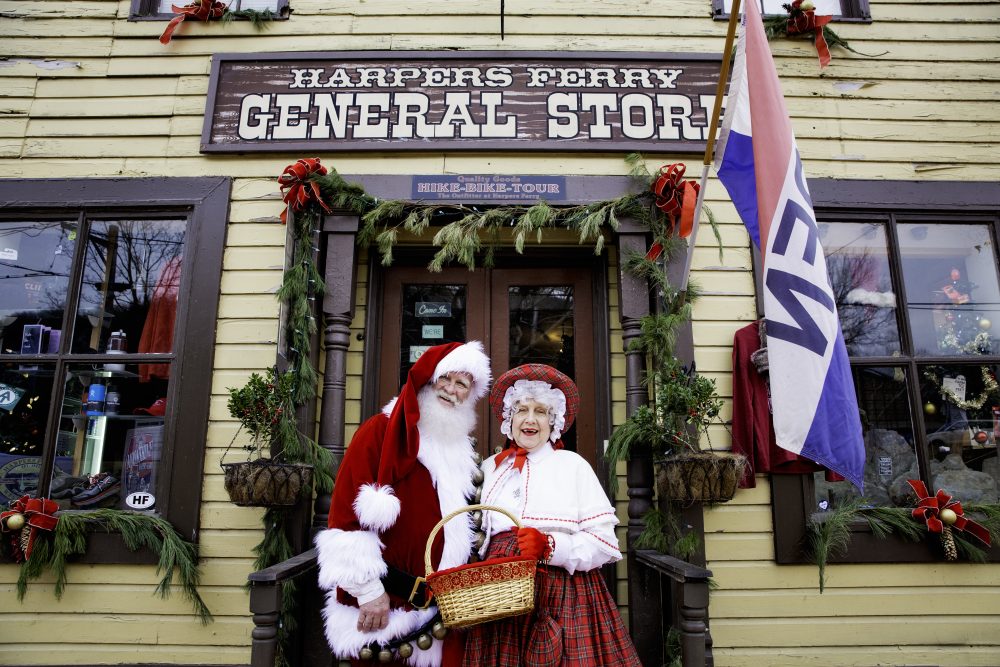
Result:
[714, 1, 865, 491]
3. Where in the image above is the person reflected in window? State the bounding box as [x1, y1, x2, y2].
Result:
[463, 364, 640, 666]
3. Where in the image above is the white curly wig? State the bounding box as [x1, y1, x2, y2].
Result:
[499, 379, 567, 443]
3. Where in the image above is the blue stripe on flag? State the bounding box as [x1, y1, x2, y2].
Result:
[716, 130, 761, 248]
[799, 331, 866, 489]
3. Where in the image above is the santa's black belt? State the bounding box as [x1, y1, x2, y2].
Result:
[382, 563, 433, 609]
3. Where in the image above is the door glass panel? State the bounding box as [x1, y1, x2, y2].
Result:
[72, 219, 186, 356]
[399, 284, 467, 386]
[0, 220, 77, 356]
[898, 223, 1000, 357]
[50, 363, 169, 510]
[508, 285, 576, 451]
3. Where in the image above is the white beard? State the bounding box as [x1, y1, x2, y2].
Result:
[416, 385, 477, 443]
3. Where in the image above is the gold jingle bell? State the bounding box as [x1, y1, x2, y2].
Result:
[358, 646, 374, 661]
[472, 451, 483, 465]
[5, 513, 25, 531]
[339, 661, 353, 667]
[416, 633, 433, 650]
[431, 621, 447, 640]
[471, 510, 483, 528]
[378, 648, 393, 663]
[472, 468, 485, 485]
[474, 530, 487, 551]
[398, 642, 414, 658]
[473, 486, 482, 503]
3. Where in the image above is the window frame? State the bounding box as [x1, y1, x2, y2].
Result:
[0, 177, 229, 562]
[761, 179, 1000, 564]
[712, 0, 872, 22]
[129, 0, 289, 21]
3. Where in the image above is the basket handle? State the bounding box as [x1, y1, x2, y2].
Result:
[423, 504, 521, 577]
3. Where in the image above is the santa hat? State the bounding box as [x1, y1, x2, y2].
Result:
[376, 341, 491, 488]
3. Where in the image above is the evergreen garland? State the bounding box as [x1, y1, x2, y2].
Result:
[220, 7, 278, 28]
[807, 500, 1000, 591]
[14, 509, 211, 623]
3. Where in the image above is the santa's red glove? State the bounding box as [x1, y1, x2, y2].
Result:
[515, 526, 548, 561]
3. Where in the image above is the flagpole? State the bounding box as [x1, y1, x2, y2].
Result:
[678, 0, 743, 300]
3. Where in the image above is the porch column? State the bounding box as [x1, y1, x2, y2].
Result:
[315, 213, 360, 529]
[615, 221, 658, 659]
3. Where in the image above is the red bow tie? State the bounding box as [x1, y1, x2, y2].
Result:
[494, 445, 529, 472]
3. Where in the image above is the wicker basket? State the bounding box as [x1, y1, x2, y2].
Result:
[657, 452, 747, 504]
[424, 504, 536, 629]
[221, 459, 312, 507]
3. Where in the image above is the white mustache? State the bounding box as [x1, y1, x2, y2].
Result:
[436, 390, 460, 405]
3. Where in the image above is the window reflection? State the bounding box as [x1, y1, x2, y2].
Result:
[0, 221, 77, 356]
[822, 221, 900, 357]
[72, 219, 186, 360]
[399, 285, 467, 387]
[899, 223, 1000, 357]
[0, 363, 54, 503]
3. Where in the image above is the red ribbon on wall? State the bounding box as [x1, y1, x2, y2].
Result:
[159, 0, 227, 45]
[785, 1, 833, 68]
[278, 157, 333, 224]
[1, 495, 59, 562]
[907, 479, 991, 546]
[648, 163, 699, 260]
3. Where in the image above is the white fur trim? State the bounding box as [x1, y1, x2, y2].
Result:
[314, 528, 387, 591]
[322, 594, 442, 665]
[416, 426, 479, 571]
[353, 483, 401, 532]
[382, 397, 397, 416]
[432, 340, 492, 400]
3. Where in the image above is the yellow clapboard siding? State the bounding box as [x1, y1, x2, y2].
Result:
[702, 504, 775, 533]
[35, 76, 181, 97]
[0, 118, 28, 137]
[223, 246, 285, 270]
[29, 95, 182, 117]
[693, 320, 749, 347]
[0, 78, 38, 97]
[215, 319, 279, 345]
[0, 559, 255, 586]
[0, 57, 108, 77]
[709, 586, 1000, 619]
[26, 117, 171, 137]
[4, 18, 116, 38]
[705, 533, 775, 561]
[197, 530, 268, 558]
[212, 342, 280, 366]
[713, 615, 1000, 647]
[0, 1, 119, 19]
[0, 644, 250, 666]
[713, 645, 1000, 667]
[4, 613, 251, 644]
[2, 37, 114, 57]
[12, 583, 251, 616]
[219, 270, 283, 294]
[711, 560, 1000, 590]
[107, 55, 211, 76]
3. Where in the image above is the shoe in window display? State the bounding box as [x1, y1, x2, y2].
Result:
[71, 474, 121, 507]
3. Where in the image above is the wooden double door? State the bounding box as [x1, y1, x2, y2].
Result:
[376, 261, 605, 470]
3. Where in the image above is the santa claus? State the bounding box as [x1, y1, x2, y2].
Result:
[315, 341, 492, 666]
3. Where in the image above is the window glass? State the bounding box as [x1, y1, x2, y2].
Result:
[72, 219, 186, 357]
[919, 363, 1000, 504]
[813, 365, 916, 510]
[399, 284, 467, 387]
[722, 0, 845, 15]
[155, 0, 281, 12]
[0, 362, 56, 504]
[823, 221, 900, 357]
[898, 223, 1000, 357]
[0, 220, 77, 356]
[50, 363, 169, 510]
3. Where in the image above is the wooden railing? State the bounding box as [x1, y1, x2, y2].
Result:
[248, 547, 712, 667]
[633, 549, 714, 667]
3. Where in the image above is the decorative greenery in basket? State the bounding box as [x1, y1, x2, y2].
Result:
[223, 367, 314, 507]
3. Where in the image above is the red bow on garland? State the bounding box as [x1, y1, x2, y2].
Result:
[159, 0, 227, 45]
[278, 157, 333, 224]
[647, 163, 699, 260]
[785, 0, 833, 68]
[1, 495, 59, 562]
[907, 479, 991, 546]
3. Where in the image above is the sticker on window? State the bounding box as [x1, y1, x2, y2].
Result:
[0, 383, 25, 412]
[422, 325, 444, 339]
[409, 345, 432, 363]
[415, 302, 451, 318]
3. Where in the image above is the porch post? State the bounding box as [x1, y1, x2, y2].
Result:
[316, 213, 360, 528]
[615, 221, 658, 662]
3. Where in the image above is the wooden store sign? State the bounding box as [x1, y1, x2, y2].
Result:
[201, 51, 721, 153]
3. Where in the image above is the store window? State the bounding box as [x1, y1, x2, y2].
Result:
[713, 0, 872, 21]
[0, 178, 228, 557]
[768, 181, 1000, 563]
[129, 0, 288, 20]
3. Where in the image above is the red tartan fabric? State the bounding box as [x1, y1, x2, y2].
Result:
[462, 532, 640, 667]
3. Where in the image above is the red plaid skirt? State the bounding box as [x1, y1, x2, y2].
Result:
[462, 532, 641, 667]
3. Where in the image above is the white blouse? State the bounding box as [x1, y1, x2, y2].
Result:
[479, 442, 622, 575]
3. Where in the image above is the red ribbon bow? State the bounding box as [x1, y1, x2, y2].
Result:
[786, 1, 833, 68]
[907, 479, 991, 546]
[159, 0, 227, 44]
[494, 445, 530, 472]
[1, 495, 59, 562]
[648, 163, 699, 259]
[278, 157, 332, 224]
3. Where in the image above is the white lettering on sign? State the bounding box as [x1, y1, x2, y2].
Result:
[422, 325, 444, 339]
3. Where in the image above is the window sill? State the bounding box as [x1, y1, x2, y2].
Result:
[1, 528, 159, 565]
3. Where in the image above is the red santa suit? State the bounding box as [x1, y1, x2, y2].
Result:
[315, 342, 491, 666]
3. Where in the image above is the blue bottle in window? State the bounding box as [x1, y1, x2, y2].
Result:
[86, 380, 106, 416]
